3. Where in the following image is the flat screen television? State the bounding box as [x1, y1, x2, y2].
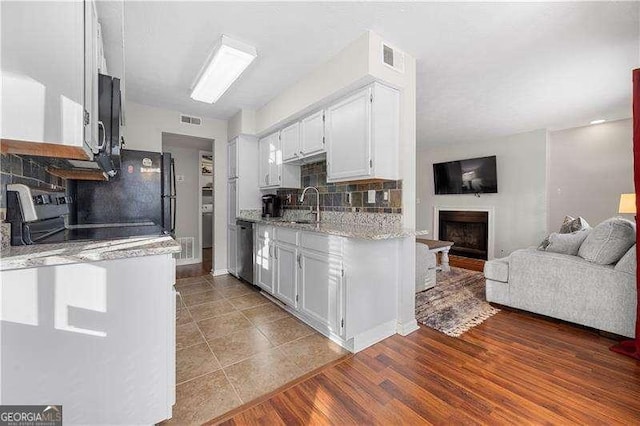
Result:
[433, 155, 498, 195]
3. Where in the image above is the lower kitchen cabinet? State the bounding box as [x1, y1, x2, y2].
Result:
[298, 249, 343, 336]
[255, 235, 274, 294]
[274, 243, 298, 308]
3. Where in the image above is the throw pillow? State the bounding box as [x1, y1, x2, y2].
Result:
[614, 244, 636, 275]
[559, 215, 590, 233]
[538, 215, 591, 250]
[578, 217, 636, 265]
[546, 229, 592, 256]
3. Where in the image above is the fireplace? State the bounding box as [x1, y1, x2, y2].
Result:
[438, 210, 489, 260]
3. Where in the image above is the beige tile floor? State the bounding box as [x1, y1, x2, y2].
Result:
[165, 274, 348, 425]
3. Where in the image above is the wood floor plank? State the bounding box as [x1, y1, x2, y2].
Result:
[222, 310, 640, 425]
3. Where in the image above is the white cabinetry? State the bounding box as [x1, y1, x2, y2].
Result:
[326, 83, 399, 182]
[275, 244, 298, 308]
[258, 133, 301, 189]
[0, 254, 176, 424]
[255, 225, 275, 293]
[280, 122, 300, 163]
[227, 135, 260, 276]
[300, 109, 326, 157]
[1, 0, 93, 158]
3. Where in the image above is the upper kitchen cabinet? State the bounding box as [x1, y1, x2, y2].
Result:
[280, 122, 300, 162]
[1, 0, 124, 161]
[281, 110, 326, 165]
[326, 83, 399, 183]
[259, 132, 301, 189]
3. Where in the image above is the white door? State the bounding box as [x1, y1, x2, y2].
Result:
[227, 179, 237, 226]
[326, 87, 372, 182]
[275, 244, 297, 308]
[298, 250, 343, 335]
[227, 139, 238, 179]
[228, 226, 237, 276]
[259, 136, 270, 188]
[255, 237, 274, 294]
[268, 133, 281, 186]
[300, 110, 325, 156]
[280, 122, 300, 162]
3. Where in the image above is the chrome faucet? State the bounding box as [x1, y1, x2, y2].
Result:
[299, 186, 320, 222]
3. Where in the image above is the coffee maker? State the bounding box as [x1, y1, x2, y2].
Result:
[261, 194, 282, 218]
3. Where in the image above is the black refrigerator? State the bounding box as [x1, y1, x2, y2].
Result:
[70, 149, 176, 235]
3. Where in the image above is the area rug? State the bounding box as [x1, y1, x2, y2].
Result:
[415, 267, 499, 337]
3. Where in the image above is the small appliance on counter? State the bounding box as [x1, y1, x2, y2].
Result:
[261, 194, 282, 218]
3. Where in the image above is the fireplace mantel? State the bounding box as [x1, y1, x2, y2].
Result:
[433, 206, 495, 260]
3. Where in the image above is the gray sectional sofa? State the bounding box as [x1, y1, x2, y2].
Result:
[484, 217, 636, 338]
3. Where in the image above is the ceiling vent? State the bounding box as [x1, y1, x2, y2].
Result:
[381, 42, 405, 74]
[180, 114, 202, 125]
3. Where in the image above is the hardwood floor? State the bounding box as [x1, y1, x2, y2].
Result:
[220, 308, 640, 425]
[176, 248, 213, 279]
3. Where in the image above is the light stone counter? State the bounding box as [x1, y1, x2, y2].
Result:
[237, 215, 429, 240]
[0, 235, 181, 271]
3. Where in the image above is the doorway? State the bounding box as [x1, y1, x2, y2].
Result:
[162, 132, 215, 275]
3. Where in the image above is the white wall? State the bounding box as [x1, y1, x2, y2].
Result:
[417, 129, 548, 259]
[124, 101, 228, 272]
[227, 109, 257, 141]
[547, 118, 633, 229]
[161, 144, 202, 263]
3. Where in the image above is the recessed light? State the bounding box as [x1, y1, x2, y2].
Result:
[191, 35, 257, 104]
[590, 119, 606, 125]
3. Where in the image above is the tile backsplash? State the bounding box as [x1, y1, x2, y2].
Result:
[276, 161, 402, 214]
[0, 153, 66, 210]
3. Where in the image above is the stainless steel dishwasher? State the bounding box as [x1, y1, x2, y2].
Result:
[236, 220, 254, 284]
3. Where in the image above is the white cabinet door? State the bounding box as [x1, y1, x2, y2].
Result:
[280, 122, 300, 163]
[268, 133, 281, 186]
[228, 226, 237, 277]
[1, 1, 90, 157]
[84, 0, 100, 154]
[227, 139, 238, 179]
[227, 179, 237, 226]
[275, 244, 297, 308]
[258, 136, 270, 188]
[326, 87, 372, 182]
[255, 237, 274, 294]
[298, 250, 343, 336]
[300, 110, 325, 156]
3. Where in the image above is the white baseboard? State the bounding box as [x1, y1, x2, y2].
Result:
[352, 320, 397, 352]
[212, 269, 228, 276]
[396, 319, 419, 336]
[176, 257, 201, 266]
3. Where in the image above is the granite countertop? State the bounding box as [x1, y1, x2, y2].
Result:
[0, 235, 181, 271]
[237, 216, 429, 240]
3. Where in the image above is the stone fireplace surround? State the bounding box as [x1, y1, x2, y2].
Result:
[433, 206, 495, 260]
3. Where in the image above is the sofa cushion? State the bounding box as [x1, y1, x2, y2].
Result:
[615, 244, 636, 275]
[578, 218, 636, 265]
[545, 229, 591, 256]
[560, 216, 590, 234]
[484, 257, 509, 282]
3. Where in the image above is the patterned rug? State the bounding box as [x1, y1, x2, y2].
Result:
[415, 267, 500, 337]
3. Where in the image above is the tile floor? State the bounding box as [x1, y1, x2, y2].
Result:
[165, 274, 348, 425]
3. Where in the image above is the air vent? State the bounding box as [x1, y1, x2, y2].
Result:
[175, 237, 195, 261]
[381, 42, 405, 74]
[180, 114, 202, 125]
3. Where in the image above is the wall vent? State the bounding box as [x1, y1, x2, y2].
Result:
[180, 114, 202, 126]
[175, 237, 195, 261]
[381, 42, 405, 74]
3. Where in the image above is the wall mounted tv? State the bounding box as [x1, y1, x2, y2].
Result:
[433, 155, 498, 195]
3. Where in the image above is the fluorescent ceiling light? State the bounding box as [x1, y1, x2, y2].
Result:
[191, 35, 257, 104]
[590, 119, 606, 125]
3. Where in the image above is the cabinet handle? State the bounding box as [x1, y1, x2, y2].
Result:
[265, 174, 269, 185]
[297, 253, 301, 268]
[269, 245, 273, 258]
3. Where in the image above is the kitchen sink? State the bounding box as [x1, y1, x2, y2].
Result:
[286, 220, 316, 224]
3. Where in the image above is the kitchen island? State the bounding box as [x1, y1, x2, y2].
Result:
[0, 236, 181, 425]
[237, 214, 427, 352]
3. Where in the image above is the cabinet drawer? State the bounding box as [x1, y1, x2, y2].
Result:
[300, 232, 342, 255]
[275, 227, 298, 245]
[256, 224, 274, 240]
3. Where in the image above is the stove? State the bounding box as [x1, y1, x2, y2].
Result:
[6, 184, 166, 245]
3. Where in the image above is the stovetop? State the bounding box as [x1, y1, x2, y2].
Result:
[33, 223, 166, 245]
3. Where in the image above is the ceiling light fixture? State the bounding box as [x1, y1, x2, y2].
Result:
[190, 35, 257, 104]
[590, 119, 606, 125]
